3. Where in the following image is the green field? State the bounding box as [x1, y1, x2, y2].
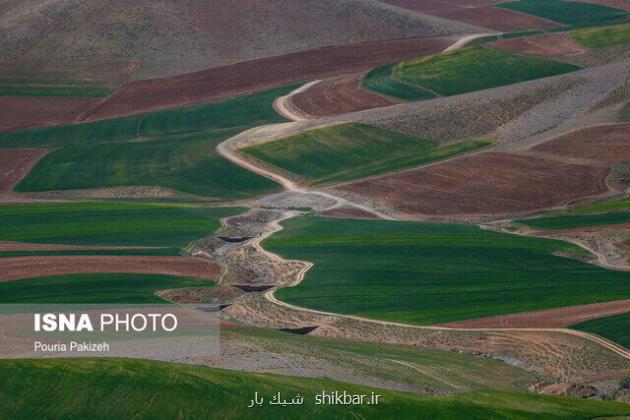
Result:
[0, 86, 293, 199]
[361, 65, 436, 101]
[264, 216, 630, 325]
[0, 273, 211, 304]
[544, 198, 630, 216]
[243, 123, 490, 185]
[498, 0, 628, 27]
[572, 312, 630, 349]
[0, 79, 115, 98]
[391, 45, 579, 98]
[1, 359, 628, 419]
[518, 212, 630, 230]
[570, 22, 630, 48]
[0, 202, 241, 248]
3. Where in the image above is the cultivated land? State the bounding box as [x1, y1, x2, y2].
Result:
[0, 202, 241, 248]
[243, 123, 490, 186]
[490, 32, 587, 59]
[429, 7, 561, 32]
[0, 273, 213, 304]
[338, 152, 609, 217]
[362, 65, 437, 101]
[290, 73, 398, 117]
[572, 312, 630, 348]
[82, 37, 455, 120]
[0, 149, 49, 192]
[0, 87, 289, 199]
[498, 0, 629, 27]
[0, 79, 115, 98]
[518, 213, 630, 230]
[264, 216, 630, 325]
[1, 359, 629, 419]
[570, 22, 630, 48]
[0, 96, 99, 132]
[392, 45, 580, 97]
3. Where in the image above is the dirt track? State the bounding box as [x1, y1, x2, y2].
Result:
[82, 36, 455, 120]
[0, 256, 222, 282]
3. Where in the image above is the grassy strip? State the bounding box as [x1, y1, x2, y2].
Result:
[243, 123, 490, 186]
[518, 212, 630, 230]
[1, 358, 629, 419]
[0, 79, 115, 98]
[264, 216, 630, 325]
[0, 273, 212, 304]
[361, 64, 436, 101]
[571, 312, 630, 349]
[570, 22, 630, 48]
[393, 45, 580, 97]
[497, 0, 628, 27]
[0, 202, 242, 248]
[544, 198, 630, 216]
[0, 86, 294, 199]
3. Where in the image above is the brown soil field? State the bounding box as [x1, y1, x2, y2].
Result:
[82, 36, 454, 121]
[0, 256, 222, 282]
[0, 96, 99, 132]
[290, 73, 398, 117]
[0, 148, 49, 192]
[0, 241, 162, 252]
[429, 7, 562, 32]
[530, 124, 630, 165]
[381, 0, 500, 12]
[440, 300, 630, 328]
[337, 152, 610, 217]
[578, 0, 630, 11]
[491, 33, 586, 59]
[317, 206, 380, 220]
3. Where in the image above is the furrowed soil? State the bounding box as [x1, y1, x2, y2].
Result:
[0, 96, 99, 132]
[290, 73, 398, 117]
[441, 300, 630, 328]
[0, 255, 221, 282]
[0, 148, 49, 192]
[82, 37, 454, 120]
[491, 33, 587, 59]
[429, 7, 561, 32]
[337, 152, 609, 217]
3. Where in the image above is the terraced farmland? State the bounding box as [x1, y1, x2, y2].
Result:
[570, 22, 630, 48]
[264, 216, 630, 325]
[243, 123, 490, 185]
[0, 87, 291, 199]
[0, 202, 241, 248]
[572, 312, 630, 348]
[0, 273, 212, 304]
[498, 0, 629, 27]
[1, 359, 629, 419]
[391, 45, 580, 98]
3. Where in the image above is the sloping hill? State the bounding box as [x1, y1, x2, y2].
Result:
[0, 0, 481, 80]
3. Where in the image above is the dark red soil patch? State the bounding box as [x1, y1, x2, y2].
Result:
[578, 0, 630, 11]
[0, 96, 99, 132]
[491, 32, 586, 59]
[0, 256, 222, 282]
[338, 152, 609, 216]
[0, 148, 49, 192]
[379, 0, 463, 12]
[82, 36, 454, 121]
[0, 241, 162, 252]
[430, 7, 562, 32]
[530, 124, 630, 165]
[318, 206, 380, 220]
[291, 73, 398, 117]
[440, 300, 630, 328]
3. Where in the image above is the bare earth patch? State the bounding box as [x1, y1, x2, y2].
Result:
[82, 37, 454, 120]
[317, 206, 380, 220]
[440, 300, 630, 328]
[0, 256, 222, 282]
[0, 96, 98, 132]
[0, 148, 49, 192]
[491, 33, 586, 59]
[337, 152, 609, 218]
[290, 73, 398, 117]
[429, 7, 561, 32]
